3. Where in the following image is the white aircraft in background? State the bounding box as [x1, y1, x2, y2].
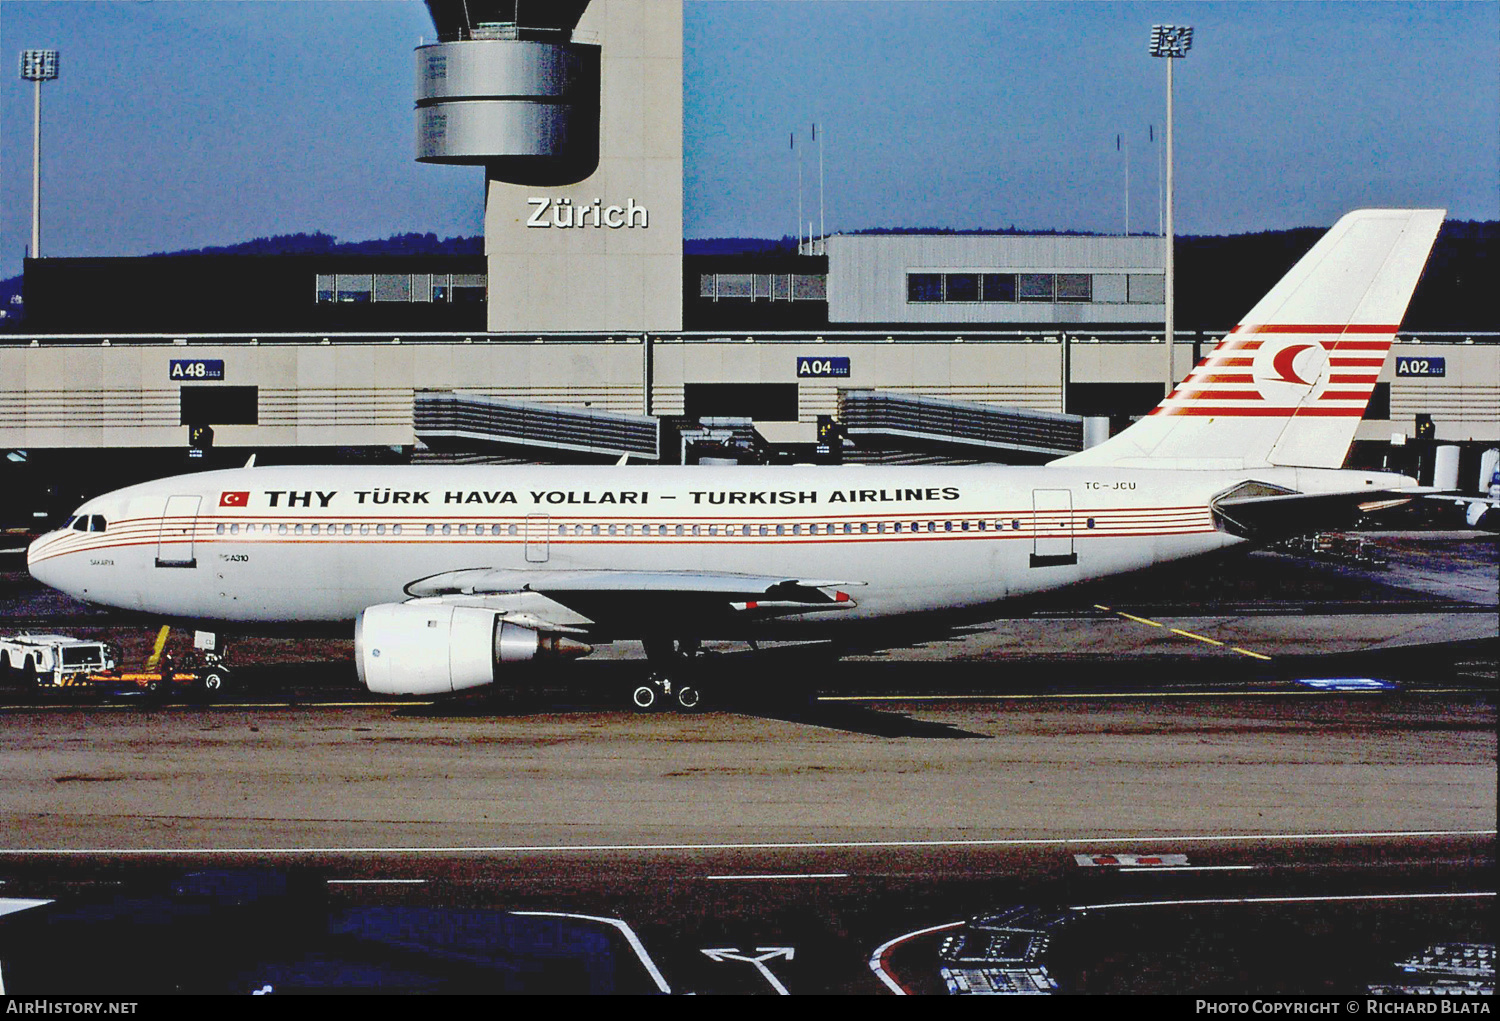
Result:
[29, 209, 1447, 710]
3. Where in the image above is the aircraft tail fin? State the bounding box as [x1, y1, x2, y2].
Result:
[1054, 208, 1445, 470]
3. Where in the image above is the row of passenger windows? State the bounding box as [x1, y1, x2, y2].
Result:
[212, 519, 1101, 537]
[907, 272, 1165, 305]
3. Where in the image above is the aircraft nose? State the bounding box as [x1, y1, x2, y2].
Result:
[27, 531, 61, 589]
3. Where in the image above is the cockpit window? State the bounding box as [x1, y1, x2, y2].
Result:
[90, 515, 107, 532]
[72, 516, 88, 532]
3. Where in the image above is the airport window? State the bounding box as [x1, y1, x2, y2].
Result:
[982, 273, 1016, 302]
[181, 386, 258, 426]
[772, 274, 792, 300]
[907, 273, 943, 303]
[961, 521, 970, 531]
[374, 274, 411, 302]
[1056, 274, 1092, 302]
[1012, 519, 1021, 529]
[1086, 518, 1096, 529]
[742, 525, 752, 536]
[358, 524, 368, 535]
[1128, 274, 1165, 304]
[394, 525, 403, 535]
[425, 525, 434, 535]
[754, 275, 772, 299]
[279, 524, 288, 535]
[759, 525, 768, 537]
[343, 524, 353, 535]
[945, 273, 980, 302]
[791, 274, 826, 300]
[231, 524, 240, 535]
[245, 524, 256, 535]
[375, 524, 385, 535]
[442, 524, 452, 535]
[1093, 273, 1127, 303]
[216, 524, 225, 535]
[675, 525, 685, 537]
[699, 274, 715, 298]
[433, 275, 451, 302]
[336, 274, 373, 303]
[507, 524, 517, 536]
[945, 521, 954, 531]
[684, 383, 799, 421]
[316, 274, 335, 302]
[295, 524, 304, 535]
[1018, 273, 1055, 302]
[411, 274, 433, 302]
[717, 273, 754, 299]
[90, 515, 107, 532]
[451, 273, 486, 303]
[311, 524, 321, 535]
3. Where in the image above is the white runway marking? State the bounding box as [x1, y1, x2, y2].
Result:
[1119, 865, 1256, 873]
[0, 828, 1489, 856]
[326, 878, 428, 885]
[1070, 891, 1496, 911]
[868, 921, 964, 995]
[706, 873, 849, 881]
[512, 911, 670, 994]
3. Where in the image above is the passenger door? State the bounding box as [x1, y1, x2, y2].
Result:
[525, 513, 550, 563]
[155, 495, 202, 568]
[1030, 489, 1077, 567]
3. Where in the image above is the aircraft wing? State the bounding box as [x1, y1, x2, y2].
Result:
[1210, 487, 1434, 540]
[404, 568, 862, 631]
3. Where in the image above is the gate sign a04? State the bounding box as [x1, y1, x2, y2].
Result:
[797, 356, 850, 379]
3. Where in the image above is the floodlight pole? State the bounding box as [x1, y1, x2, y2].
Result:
[1164, 53, 1174, 393]
[32, 76, 42, 258]
[1151, 25, 1191, 397]
[20, 49, 59, 260]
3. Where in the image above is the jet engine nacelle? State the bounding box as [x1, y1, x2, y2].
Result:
[355, 602, 589, 695]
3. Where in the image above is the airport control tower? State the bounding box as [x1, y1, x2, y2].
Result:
[416, 0, 683, 332]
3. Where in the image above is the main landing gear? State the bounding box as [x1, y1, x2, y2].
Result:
[631, 638, 707, 713]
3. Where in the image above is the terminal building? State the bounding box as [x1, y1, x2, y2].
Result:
[3, 0, 1496, 520]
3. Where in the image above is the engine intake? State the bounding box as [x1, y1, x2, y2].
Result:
[355, 602, 590, 695]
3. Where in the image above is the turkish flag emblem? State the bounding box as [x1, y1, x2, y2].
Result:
[219, 491, 249, 508]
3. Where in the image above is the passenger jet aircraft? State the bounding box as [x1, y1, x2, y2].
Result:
[28, 209, 1446, 709]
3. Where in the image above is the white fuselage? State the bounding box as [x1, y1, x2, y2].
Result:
[22, 462, 1289, 633]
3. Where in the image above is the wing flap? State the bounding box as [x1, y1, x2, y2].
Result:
[1211, 487, 1431, 540]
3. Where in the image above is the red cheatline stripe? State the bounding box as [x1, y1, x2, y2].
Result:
[1319, 341, 1391, 350]
[1187, 373, 1255, 384]
[1175, 390, 1266, 401]
[1317, 390, 1376, 401]
[1205, 357, 1255, 367]
[1329, 357, 1386, 367]
[1233, 323, 1401, 334]
[1158, 406, 1367, 417]
[1329, 373, 1380, 383]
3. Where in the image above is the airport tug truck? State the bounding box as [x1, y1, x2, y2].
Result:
[0, 632, 117, 689]
[0, 627, 232, 699]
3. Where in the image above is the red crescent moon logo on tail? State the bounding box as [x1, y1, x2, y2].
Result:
[1270, 344, 1316, 385]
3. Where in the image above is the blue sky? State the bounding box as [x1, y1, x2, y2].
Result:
[2, 1, 1496, 279]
